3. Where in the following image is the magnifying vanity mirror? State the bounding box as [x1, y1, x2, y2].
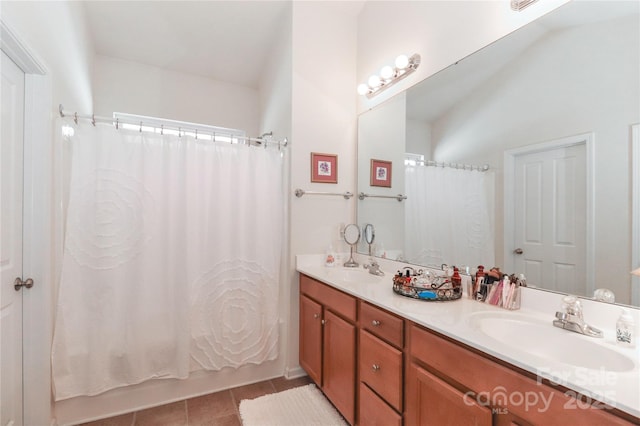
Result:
[357, 1, 640, 307]
[343, 224, 361, 267]
[363, 224, 375, 256]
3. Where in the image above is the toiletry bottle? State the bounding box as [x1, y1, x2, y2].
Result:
[324, 244, 336, 267]
[474, 265, 485, 295]
[451, 267, 461, 290]
[405, 270, 412, 286]
[616, 308, 635, 348]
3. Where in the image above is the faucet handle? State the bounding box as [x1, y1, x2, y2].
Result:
[562, 295, 583, 318]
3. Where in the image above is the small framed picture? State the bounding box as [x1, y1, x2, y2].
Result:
[311, 152, 338, 183]
[370, 159, 392, 187]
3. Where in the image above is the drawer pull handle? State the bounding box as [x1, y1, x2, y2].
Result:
[371, 320, 381, 326]
[372, 364, 380, 372]
[313, 313, 320, 319]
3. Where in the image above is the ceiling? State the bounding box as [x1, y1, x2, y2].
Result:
[82, 1, 289, 89]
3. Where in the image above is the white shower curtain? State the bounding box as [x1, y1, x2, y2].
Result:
[52, 121, 284, 400]
[404, 165, 495, 270]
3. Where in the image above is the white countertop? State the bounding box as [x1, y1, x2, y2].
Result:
[296, 254, 640, 419]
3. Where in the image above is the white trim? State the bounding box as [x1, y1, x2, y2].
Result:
[1, 19, 53, 426]
[632, 124, 640, 306]
[503, 132, 595, 296]
[0, 20, 46, 75]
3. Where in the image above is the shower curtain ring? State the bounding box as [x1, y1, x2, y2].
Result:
[74, 112, 78, 125]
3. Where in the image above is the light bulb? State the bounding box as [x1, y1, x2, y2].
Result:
[380, 65, 394, 80]
[357, 83, 369, 95]
[368, 74, 381, 88]
[395, 54, 410, 70]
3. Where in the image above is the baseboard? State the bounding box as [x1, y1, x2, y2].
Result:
[284, 365, 306, 380]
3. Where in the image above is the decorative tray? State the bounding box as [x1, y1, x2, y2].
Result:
[392, 269, 462, 302]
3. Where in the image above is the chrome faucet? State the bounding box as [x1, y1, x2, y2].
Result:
[552, 296, 603, 338]
[363, 259, 385, 276]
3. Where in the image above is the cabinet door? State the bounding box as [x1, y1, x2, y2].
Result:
[323, 309, 356, 425]
[300, 294, 323, 385]
[406, 363, 492, 426]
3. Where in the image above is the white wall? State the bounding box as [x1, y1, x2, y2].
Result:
[0, 0, 94, 112]
[259, 4, 292, 143]
[288, 0, 360, 370]
[92, 55, 260, 136]
[429, 15, 639, 303]
[356, 0, 569, 114]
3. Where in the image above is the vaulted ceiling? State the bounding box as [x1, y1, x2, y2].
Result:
[82, 1, 290, 89]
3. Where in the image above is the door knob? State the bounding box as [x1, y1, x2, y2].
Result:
[513, 248, 524, 255]
[14, 277, 34, 291]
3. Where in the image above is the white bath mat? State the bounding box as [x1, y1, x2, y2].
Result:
[239, 383, 348, 426]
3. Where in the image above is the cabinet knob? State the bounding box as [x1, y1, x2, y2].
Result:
[372, 364, 380, 372]
[321, 319, 326, 325]
[313, 313, 320, 319]
[371, 320, 381, 326]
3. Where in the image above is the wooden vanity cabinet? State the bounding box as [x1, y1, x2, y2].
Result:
[299, 273, 637, 426]
[406, 324, 634, 426]
[299, 274, 356, 425]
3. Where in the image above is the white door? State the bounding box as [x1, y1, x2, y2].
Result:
[1, 50, 26, 426]
[512, 143, 587, 294]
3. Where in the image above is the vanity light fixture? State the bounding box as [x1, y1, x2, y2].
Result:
[511, 0, 539, 11]
[357, 53, 421, 98]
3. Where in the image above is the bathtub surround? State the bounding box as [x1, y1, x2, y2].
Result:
[52, 121, 284, 400]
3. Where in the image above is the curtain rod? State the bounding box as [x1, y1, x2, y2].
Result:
[412, 159, 490, 172]
[58, 104, 288, 148]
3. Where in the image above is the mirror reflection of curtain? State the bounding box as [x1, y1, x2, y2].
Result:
[51, 121, 284, 400]
[404, 165, 495, 270]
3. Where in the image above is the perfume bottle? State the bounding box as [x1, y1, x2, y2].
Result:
[451, 267, 462, 290]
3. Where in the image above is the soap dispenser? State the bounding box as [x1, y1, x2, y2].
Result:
[616, 308, 635, 348]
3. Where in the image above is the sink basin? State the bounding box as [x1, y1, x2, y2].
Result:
[323, 267, 384, 285]
[468, 312, 636, 372]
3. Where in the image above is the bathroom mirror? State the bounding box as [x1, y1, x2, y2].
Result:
[357, 1, 640, 307]
[343, 224, 361, 267]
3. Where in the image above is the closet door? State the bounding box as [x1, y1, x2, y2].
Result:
[1, 49, 26, 426]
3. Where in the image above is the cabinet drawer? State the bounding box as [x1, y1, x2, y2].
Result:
[359, 330, 403, 411]
[359, 382, 402, 426]
[360, 301, 404, 348]
[300, 274, 356, 322]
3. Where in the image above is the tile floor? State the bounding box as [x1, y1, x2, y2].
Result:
[78, 375, 314, 426]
